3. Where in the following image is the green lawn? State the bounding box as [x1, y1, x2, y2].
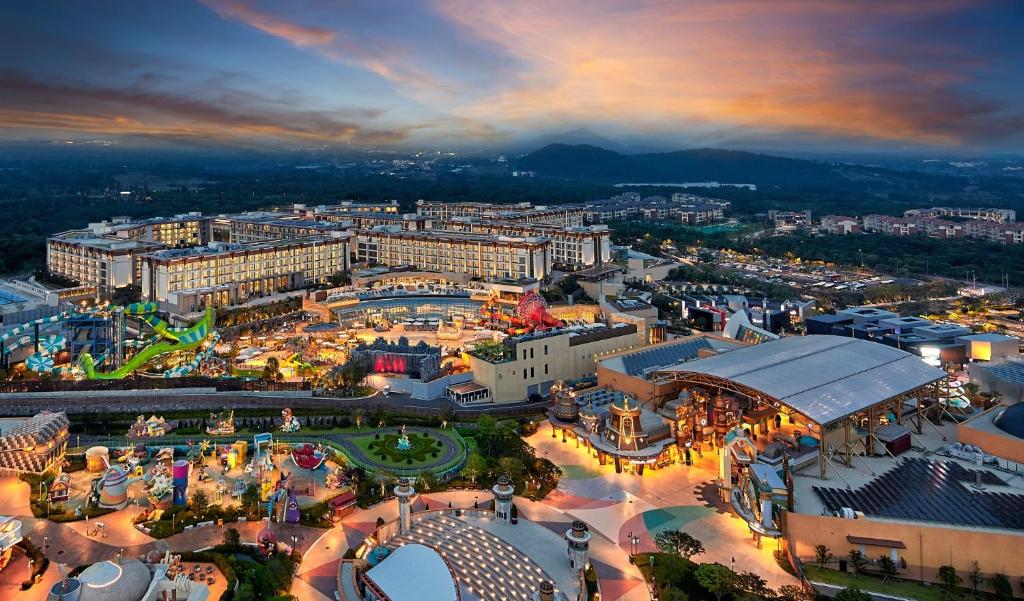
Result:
[348, 431, 451, 470]
[804, 565, 979, 601]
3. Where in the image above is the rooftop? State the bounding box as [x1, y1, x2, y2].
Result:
[812, 457, 1024, 530]
[656, 335, 947, 425]
[365, 543, 459, 601]
[601, 335, 741, 377]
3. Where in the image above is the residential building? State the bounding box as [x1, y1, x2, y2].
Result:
[820, 215, 860, 235]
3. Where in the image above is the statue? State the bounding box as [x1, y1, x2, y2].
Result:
[397, 425, 412, 451]
[280, 408, 301, 433]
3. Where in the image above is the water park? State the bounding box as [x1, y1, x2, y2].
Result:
[1, 301, 219, 379]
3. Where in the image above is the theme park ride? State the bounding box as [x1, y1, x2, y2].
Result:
[480, 291, 564, 335]
[3, 302, 219, 379]
[206, 411, 236, 436]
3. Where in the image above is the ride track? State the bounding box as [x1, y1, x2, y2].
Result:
[75, 426, 468, 477]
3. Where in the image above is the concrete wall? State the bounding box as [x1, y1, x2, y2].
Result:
[365, 372, 473, 400]
[788, 511, 1024, 595]
[957, 408, 1024, 464]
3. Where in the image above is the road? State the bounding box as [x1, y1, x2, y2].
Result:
[0, 389, 550, 418]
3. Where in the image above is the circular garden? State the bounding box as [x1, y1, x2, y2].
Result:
[367, 431, 444, 465]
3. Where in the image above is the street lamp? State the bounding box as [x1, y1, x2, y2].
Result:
[627, 531, 639, 561]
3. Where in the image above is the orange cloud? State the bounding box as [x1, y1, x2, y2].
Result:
[201, 0, 336, 47]
[437, 0, 999, 145]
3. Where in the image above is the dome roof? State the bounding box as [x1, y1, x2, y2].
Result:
[995, 403, 1024, 439]
[78, 560, 152, 601]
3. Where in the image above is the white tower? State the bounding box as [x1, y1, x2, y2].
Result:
[565, 519, 591, 572]
[394, 477, 416, 535]
[492, 474, 514, 522]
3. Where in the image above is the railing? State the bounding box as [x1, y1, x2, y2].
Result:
[0, 377, 310, 394]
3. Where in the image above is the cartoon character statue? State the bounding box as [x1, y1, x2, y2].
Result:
[280, 408, 301, 433]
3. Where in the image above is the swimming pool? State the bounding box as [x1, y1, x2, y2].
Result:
[0, 289, 27, 305]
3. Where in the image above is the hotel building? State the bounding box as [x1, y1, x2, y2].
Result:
[415, 200, 586, 227]
[139, 233, 351, 313]
[355, 229, 552, 281]
[211, 212, 345, 244]
[439, 221, 611, 269]
[46, 235, 160, 296]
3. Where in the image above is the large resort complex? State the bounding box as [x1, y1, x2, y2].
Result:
[4, 198, 1024, 601]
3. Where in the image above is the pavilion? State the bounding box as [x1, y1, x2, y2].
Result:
[652, 335, 948, 478]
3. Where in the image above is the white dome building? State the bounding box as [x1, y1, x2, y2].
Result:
[78, 560, 151, 601]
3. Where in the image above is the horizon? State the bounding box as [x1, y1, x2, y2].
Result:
[1, 1, 1023, 156]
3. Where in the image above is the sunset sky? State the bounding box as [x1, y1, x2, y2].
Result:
[1, 0, 1022, 153]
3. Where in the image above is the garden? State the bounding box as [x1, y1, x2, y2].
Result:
[363, 431, 445, 466]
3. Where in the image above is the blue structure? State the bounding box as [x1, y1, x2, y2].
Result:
[65, 315, 116, 364]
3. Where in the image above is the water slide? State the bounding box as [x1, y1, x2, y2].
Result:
[79, 306, 216, 379]
[123, 302, 211, 344]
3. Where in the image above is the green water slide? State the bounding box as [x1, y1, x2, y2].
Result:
[123, 302, 211, 344]
[79, 306, 215, 379]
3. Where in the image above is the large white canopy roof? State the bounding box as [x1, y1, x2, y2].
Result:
[366, 543, 458, 601]
[657, 335, 947, 425]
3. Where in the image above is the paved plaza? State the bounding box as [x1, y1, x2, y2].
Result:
[2, 423, 798, 601]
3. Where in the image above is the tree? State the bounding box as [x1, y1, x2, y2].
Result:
[814, 544, 833, 568]
[969, 560, 983, 594]
[339, 358, 369, 391]
[463, 453, 488, 484]
[241, 484, 261, 517]
[418, 470, 437, 492]
[938, 565, 961, 601]
[234, 582, 257, 601]
[694, 563, 736, 601]
[189, 490, 209, 517]
[735, 571, 773, 600]
[653, 530, 705, 560]
[847, 549, 868, 577]
[660, 589, 690, 601]
[262, 357, 283, 382]
[878, 554, 898, 583]
[497, 456, 526, 481]
[834, 587, 872, 601]
[222, 527, 241, 548]
[990, 572, 1013, 601]
[777, 584, 815, 601]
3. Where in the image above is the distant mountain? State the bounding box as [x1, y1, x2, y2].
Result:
[522, 129, 624, 153]
[516, 143, 967, 190]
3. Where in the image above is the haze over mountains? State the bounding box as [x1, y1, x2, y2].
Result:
[516, 143, 971, 191]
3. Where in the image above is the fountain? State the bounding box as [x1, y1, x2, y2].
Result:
[396, 425, 412, 451]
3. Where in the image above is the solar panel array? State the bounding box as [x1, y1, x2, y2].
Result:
[814, 458, 1024, 530]
[620, 337, 714, 376]
[980, 361, 1024, 385]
